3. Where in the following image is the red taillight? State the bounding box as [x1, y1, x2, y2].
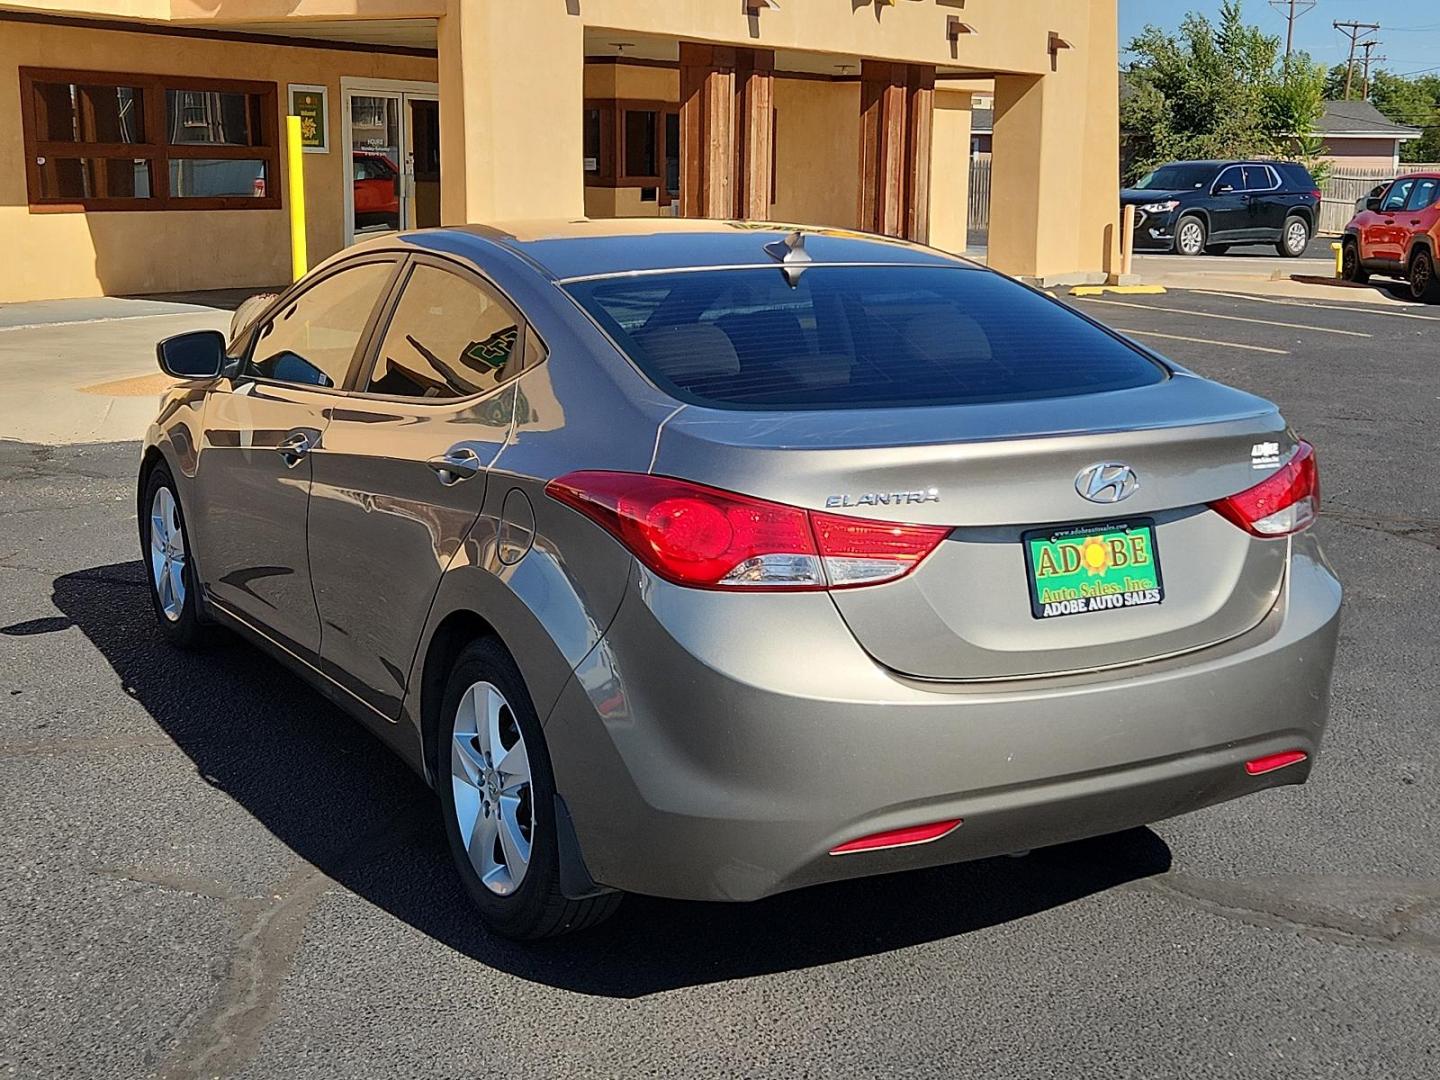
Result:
[830, 818, 963, 855]
[545, 471, 951, 591]
[1310, 188, 1322, 201]
[1245, 750, 1308, 775]
[1209, 440, 1319, 538]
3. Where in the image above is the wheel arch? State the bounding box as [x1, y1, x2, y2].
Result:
[1407, 234, 1436, 265]
[418, 607, 499, 785]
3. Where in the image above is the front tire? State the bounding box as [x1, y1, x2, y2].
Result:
[1408, 248, 1440, 302]
[1277, 215, 1310, 258]
[1174, 216, 1206, 257]
[1341, 238, 1369, 283]
[436, 637, 621, 940]
[140, 465, 210, 648]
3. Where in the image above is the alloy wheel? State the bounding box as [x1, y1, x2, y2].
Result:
[1177, 220, 1204, 256]
[1412, 253, 1433, 300]
[1285, 220, 1308, 255]
[450, 680, 533, 896]
[148, 486, 187, 622]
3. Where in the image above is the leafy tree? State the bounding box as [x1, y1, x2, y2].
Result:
[1369, 71, 1440, 163]
[1121, 1, 1329, 183]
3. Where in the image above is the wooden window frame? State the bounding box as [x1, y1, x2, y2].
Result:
[585, 98, 680, 207]
[19, 66, 282, 213]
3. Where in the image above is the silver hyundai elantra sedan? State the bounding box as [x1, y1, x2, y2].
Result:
[140, 220, 1341, 939]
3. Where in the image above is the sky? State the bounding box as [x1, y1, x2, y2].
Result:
[1118, 0, 1440, 78]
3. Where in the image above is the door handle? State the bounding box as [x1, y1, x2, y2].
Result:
[427, 446, 481, 485]
[276, 430, 313, 467]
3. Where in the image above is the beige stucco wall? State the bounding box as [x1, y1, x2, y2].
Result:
[928, 89, 973, 257]
[1321, 138, 1401, 172]
[0, 18, 436, 301]
[770, 78, 860, 230]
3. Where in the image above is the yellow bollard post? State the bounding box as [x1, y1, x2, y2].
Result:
[1331, 241, 1342, 278]
[1121, 204, 1137, 278]
[285, 114, 307, 282]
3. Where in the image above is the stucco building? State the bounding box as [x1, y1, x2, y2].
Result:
[0, 1, 1122, 302]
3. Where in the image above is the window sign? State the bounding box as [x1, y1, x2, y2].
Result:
[288, 84, 329, 153]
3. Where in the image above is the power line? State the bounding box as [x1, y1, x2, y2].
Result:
[1270, 0, 1317, 57]
[1335, 20, 1381, 99]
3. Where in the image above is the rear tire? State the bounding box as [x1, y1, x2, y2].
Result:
[436, 637, 621, 940]
[1341, 239, 1369, 283]
[1276, 215, 1309, 258]
[1174, 216, 1206, 257]
[1409, 248, 1440, 303]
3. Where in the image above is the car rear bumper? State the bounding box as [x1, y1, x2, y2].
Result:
[543, 533, 1341, 902]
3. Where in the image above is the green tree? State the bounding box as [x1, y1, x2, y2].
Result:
[1369, 71, 1440, 163]
[1121, 1, 1329, 183]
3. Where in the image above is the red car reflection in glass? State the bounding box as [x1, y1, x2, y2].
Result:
[353, 151, 400, 230]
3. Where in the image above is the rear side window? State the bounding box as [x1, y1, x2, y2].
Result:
[364, 263, 522, 399]
[1242, 165, 1277, 191]
[566, 266, 1167, 410]
[1405, 178, 1439, 211]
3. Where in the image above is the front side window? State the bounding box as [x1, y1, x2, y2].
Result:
[364, 265, 523, 399]
[1213, 167, 1245, 193]
[566, 265, 1167, 411]
[20, 68, 279, 210]
[1383, 180, 1415, 212]
[247, 262, 395, 389]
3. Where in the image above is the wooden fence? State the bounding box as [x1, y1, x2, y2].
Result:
[1319, 163, 1440, 235]
[968, 153, 991, 231]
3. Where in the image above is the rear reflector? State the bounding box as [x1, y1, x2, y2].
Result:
[1209, 439, 1319, 538]
[1245, 750, 1308, 775]
[829, 818, 962, 855]
[546, 471, 950, 591]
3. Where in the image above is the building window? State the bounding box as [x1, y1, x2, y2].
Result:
[585, 99, 679, 206]
[20, 67, 280, 211]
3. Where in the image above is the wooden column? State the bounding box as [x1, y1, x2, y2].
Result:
[679, 43, 774, 220]
[859, 60, 935, 242]
[680, 43, 735, 218]
[735, 48, 775, 219]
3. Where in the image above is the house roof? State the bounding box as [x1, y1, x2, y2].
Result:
[1314, 99, 1421, 140]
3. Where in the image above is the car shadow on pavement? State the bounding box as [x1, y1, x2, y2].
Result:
[45, 561, 1173, 998]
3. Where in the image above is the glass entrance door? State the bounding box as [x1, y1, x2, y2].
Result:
[349, 92, 402, 238]
[407, 97, 441, 230]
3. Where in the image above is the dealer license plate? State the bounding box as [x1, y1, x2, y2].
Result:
[1023, 519, 1165, 620]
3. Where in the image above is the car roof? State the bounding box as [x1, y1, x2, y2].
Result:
[370, 219, 975, 282]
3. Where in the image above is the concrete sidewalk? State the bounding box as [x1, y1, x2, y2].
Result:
[0, 289, 271, 445]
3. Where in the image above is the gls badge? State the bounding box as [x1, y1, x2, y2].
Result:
[825, 487, 940, 509]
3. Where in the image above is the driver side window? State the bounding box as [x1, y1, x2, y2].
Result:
[1213, 167, 1244, 193]
[247, 261, 395, 388]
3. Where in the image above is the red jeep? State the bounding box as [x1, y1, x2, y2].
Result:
[1341, 172, 1440, 302]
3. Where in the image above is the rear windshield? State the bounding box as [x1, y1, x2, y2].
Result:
[565, 265, 1167, 410]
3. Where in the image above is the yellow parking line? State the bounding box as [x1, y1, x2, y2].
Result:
[1187, 289, 1440, 322]
[1076, 296, 1371, 337]
[1113, 328, 1289, 355]
[1070, 284, 1169, 296]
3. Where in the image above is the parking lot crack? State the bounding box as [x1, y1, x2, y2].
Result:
[1135, 875, 1440, 957]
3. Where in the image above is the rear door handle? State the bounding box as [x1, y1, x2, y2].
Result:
[276, 430, 313, 467]
[427, 446, 481, 485]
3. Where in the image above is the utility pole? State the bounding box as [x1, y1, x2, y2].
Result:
[1360, 41, 1386, 100]
[1270, 0, 1316, 58]
[1335, 20, 1381, 100]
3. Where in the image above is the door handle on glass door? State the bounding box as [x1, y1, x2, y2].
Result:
[427, 446, 481, 485]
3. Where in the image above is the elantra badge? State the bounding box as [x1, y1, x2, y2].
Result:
[825, 488, 940, 509]
[1075, 463, 1139, 504]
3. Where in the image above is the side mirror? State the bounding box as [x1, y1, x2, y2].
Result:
[156, 329, 225, 379]
[1365, 196, 1383, 212]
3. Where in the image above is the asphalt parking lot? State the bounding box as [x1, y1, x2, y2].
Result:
[2, 286, 1439, 1078]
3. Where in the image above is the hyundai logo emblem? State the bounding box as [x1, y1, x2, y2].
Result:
[1075, 462, 1139, 504]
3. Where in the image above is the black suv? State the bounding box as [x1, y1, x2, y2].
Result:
[1121, 160, 1321, 257]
